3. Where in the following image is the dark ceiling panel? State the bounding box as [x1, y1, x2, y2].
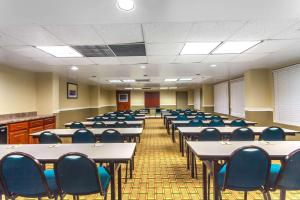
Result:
[109, 43, 146, 56]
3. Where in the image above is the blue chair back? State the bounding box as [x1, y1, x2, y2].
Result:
[176, 115, 188, 121]
[230, 119, 247, 127]
[192, 128, 221, 141]
[208, 119, 225, 127]
[94, 116, 104, 121]
[188, 119, 203, 127]
[211, 115, 222, 120]
[39, 131, 62, 144]
[92, 122, 107, 128]
[70, 122, 85, 129]
[114, 121, 128, 128]
[274, 149, 300, 190]
[223, 146, 270, 191]
[260, 126, 285, 141]
[195, 115, 205, 121]
[101, 117, 110, 121]
[100, 129, 124, 143]
[55, 153, 107, 195]
[109, 117, 117, 121]
[0, 152, 55, 198]
[125, 115, 135, 121]
[230, 128, 255, 141]
[171, 111, 179, 116]
[72, 129, 96, 143]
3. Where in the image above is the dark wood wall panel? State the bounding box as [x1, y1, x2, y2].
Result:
[145, 92, 160, 108]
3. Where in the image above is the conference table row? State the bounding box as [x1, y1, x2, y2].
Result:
[0, 143, 135, 200]
[64, 120, 144, 128]
[187, 141, 300, 200]
[168, 119, 258, 142]
[178, 126, 300, 156]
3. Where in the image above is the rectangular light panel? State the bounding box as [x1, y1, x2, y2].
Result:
[179, 78, 193, 81]
[123, 80, 136, 83]
[165, 78, 178, 82]
[108, 80, 122, 83]
[213, 41, 261, 54]
[36, 46, 83, 57]
[180, 42, 221, 55]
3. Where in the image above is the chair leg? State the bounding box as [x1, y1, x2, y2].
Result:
[208, 174, 210, 199]
[104, 194, 107, 200]
[38, 197, 42, 200]
[280, 189, 286, 200]
[219, 190, 222, 200]
[244, 191, 247, 200]
[262, 190, 271, 200]
[194, 159, 197, 179]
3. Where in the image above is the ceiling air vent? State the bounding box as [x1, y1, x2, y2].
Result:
[142, 87, 151, 90]
[72, 45, 115, 57]
[135, 79, 150, 82]
[109, 43, 146, 56]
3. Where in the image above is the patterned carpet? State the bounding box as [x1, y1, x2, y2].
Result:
[19, 119, 299, 199]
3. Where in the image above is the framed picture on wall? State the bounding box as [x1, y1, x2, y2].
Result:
[118, 93, 128, 102]
[67, 82, 78, 99]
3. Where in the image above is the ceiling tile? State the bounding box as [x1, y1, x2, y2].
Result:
[89, 57, 120, 65]
[143, 22, 192, 43]
[34, 57, 66, 65]
[202, 55, 237, 63]
[272, 21, 300, 39]
[44, 25, 105, 45]
[147, 56, 176, 64]
[246, 40, 295, 53]
[4, 46, 53, 58]
[229, 20, 299, 40]
[94, 24, 143, 44]
[146, 43, 184, 56]
[174, 55, 207, 63]
[0, 33, 25, 46]
[59, 58, 94, 65]
[231, 53, 269, 62]
[118, 56, 147, 64]
[0, 25, 63, 46]
[187, 21, 245, 41]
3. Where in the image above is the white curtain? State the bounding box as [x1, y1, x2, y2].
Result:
[194, 88, 201, 110]
[214, 81, 229, 114]
[230, 78, 245, 118]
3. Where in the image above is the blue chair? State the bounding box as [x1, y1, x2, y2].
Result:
[93, 116, 103, 121]
[171, 111, 179, 116]
[269, 149, 300, 199]
[211, 115, 222, 120]
[100, 129, 130, 182]
[114, 121, 128, 128]
[192, 128, 222, 141]
[0, 152, 58, 199]
[72, 129, 96, 143]
[230, 128, 255, 141]
[259, 126, 286, 141]
[195, 115, 205, 121]
[230, 119, 247, 127]
[92, 122, 107, 128]
[39, 131, 62, 144]
[55, 153, 110, 200]
[218, 146, 271, 200]
[125, 115, 135, 121]
[208, 119, 225, 127]
[101, 117, 110, 121]
[176, 115, 188, 121]
[109, 116, 117, 121]
[70, 122, 85, 129]
[188, 119, 203, 127]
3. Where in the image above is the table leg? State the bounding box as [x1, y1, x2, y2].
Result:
[186, 145, 190, 170]
[109, 162, 116, 200]
[179, 132, 182, 153]
[172, 125, 176, 143]
[202, 162, 208, 200]
[130, 157, 134, 178]
[191, 152, 195, 178]
[118, 165, 122, 200]
[181, 135, 185, 157]
[213, 161, 219, 200]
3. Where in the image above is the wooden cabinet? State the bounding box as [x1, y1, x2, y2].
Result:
[8, 116, 56, 144]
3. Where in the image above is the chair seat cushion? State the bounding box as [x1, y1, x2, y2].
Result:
[98, 167, 111, 192]
[269, 164, 281, 188]
[44, 169, 58, 194]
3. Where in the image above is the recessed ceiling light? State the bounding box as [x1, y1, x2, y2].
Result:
[36, 46, 83, 57]
[134, 88, 141, 90]
[140, 65, 146, 69]
[160, 87, 168, 90]
[123, 79, 135, 83]
[91, 75, 97, 78]
[210, 64, 217, 67]
[117, 0, 135, 11]
[108, 80, 122, 83]
[196, 73, 200, 76]
[164, 78, 178, 82]
[124, 88, 133, 90]
[213, 41, 261, 54]
[179, 78, 193, 81]
[144, 74, 148, 77]
[180, 42, 221, 55]
[169, 87, 178, 89]
[71, 66, 79, 71]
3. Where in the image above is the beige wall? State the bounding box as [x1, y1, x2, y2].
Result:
[160, 90, 176, 106]
[188, 89, 194, 105]
[0, 65, 37, 115]
[131, 91, 144, 106]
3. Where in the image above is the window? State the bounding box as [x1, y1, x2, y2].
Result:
[214, 81, 229, 114]
[274, 64, 300, 126]
[230, 78, 245, 118]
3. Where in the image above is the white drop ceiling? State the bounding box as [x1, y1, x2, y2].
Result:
[0, 0, 300, 89]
